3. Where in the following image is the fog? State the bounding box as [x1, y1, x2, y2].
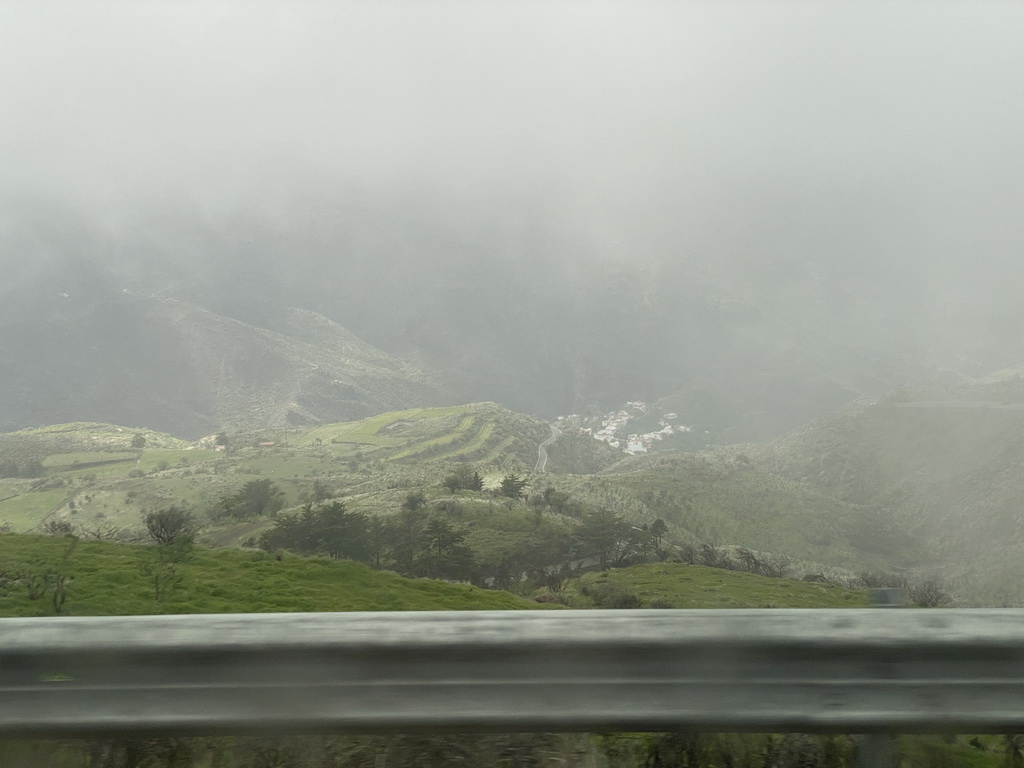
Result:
[5, 1, 1024, 236]
[3, 0, 1024, 433]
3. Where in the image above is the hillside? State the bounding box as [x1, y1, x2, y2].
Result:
[7, 205, 1010, 449]
[0, 534, 543, 616]
[565, 563, 870, 609]
[297, 402, 549, 468]
[0, 287, 447, 438]
[0, 421, 188, 459]
[739, 374, 1024, 604]
[0, 404, 551, 541]
[532, 451, 926, 573]
[0, 535, 876, 617]
[0, 400, 934, 595]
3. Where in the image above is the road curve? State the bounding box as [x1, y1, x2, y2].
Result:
[535, 424, 561, 473]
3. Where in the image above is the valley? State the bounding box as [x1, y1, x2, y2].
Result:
[7, 373, 1018, 605]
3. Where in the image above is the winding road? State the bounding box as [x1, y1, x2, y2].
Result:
[534, 424, 561, 473]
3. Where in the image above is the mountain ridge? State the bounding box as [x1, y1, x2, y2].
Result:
[0, 294, 449, 439]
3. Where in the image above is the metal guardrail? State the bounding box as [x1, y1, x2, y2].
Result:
[1, 609, 1023, 737]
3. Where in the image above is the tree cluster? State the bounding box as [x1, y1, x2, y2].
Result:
[441, 465, 484, 492]
[498, 472, 528, 499]
[259, 501, 369, 562]
[259, 495, 476, 582]
[572, 509, 662, 570]
[213, 479, 285, 521]
[479, 508, 668, 592]
[373, 483, 671, 589]
[855, 570, 952, 607]
[0, 458, 45, 478]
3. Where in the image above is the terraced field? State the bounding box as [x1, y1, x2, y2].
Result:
[483, 435, 516, 464]
[297, 406, 475, 450]
[436, 421, 496, 460]
[294, 405, 535, 467]
[0, 403, 556, 536]
[389, 415, 477, 461]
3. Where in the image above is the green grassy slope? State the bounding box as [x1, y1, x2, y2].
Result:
[0, 534, 870, 619]
[0, 404, 549, 538]
[0, 422, 187, 461]
[566, 563, 870, 609]
[0, 534, 545, 616]
[546, 452, 925, 572]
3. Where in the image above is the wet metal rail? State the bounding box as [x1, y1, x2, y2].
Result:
[1, 609, 1023, 737]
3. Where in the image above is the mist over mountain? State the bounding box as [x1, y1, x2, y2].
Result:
[3, 1, 1024, 439]
[3, 185, 1023, 441]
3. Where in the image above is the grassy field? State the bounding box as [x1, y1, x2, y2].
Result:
[136, 448, 201, 473]
[566, 563, 871, 608]
[0, 488, 68, 531]
[297, 406, 476, 449]
[0, 534, 548, 616]
[0, 422, 188, 453]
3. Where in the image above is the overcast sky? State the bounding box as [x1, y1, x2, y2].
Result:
[3, 1, 1024, 284]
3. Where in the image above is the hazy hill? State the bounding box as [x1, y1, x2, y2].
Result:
[580, 451, 926, 572]
[0, 277, 447, 438]
[741, 372, 1024, 603]
[7, 195, 1018, 444]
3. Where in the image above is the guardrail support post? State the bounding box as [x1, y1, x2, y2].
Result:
[859, 588, 909, 768]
